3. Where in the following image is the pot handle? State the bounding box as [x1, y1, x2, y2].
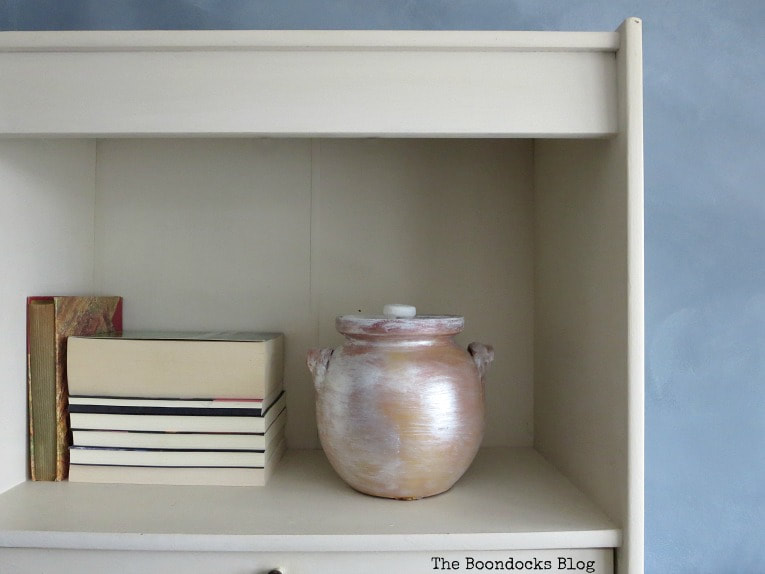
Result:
[307, 348, 334, 391]
[468, 342, 494, 381]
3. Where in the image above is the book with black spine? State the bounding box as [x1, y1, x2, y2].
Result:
[68, 437, 287, 486]
[69, 392, 285, 434]
[71, 407, 287, 451]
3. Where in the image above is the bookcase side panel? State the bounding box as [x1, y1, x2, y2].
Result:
[91, 139, 317, 447]
[311, 139, 536, 447]
[533, 18, 644, 574]
[534, 135, 629, 532]
[0, 139, 97, 492]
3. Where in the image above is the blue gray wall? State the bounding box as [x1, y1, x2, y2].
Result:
[2, 2, 763, 572]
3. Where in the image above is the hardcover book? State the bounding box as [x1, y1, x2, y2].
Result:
[69, 446, 275, 468]
[68, 437, 286, 486]
[26, 296, 123, 480]
[67, 331, 284, 399]
[68, 389, 284, 417]
[69, 392, 286, 434]
[71, 407, 287, 451]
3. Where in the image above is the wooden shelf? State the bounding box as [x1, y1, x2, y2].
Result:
[0, 448, 619, 552]
[0, 30, 618, 137]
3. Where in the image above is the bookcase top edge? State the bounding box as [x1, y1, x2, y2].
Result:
[0, 29, 620, 53]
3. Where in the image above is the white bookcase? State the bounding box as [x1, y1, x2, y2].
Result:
[0, 20, 644, 574]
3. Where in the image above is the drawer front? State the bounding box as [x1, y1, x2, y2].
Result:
[0, 548, 613, 574]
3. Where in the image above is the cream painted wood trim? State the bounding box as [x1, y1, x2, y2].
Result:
[620, 17, 645, 574]
[0, 29, 619, 52]
[0, 30, 618, 137]
[0, 448, 619, 552]
[0, 548, 615, 574]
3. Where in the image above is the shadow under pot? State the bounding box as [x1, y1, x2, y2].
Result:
[307, 304, 494, 500]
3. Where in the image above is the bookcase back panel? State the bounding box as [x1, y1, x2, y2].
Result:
[93, 138, 317, 444]
[92, 138, 535, 448]
[312, 139, 534, 447]
[0, 140, 97, 491]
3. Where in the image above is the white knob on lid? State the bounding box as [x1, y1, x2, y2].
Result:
[383, 304, 417, 318]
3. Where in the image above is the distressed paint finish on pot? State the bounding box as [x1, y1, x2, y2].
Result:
[308, 310, 493, 500]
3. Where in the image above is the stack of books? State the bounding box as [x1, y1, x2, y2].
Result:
[65, 331, 286, 486]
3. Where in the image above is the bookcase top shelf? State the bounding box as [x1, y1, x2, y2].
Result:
[0, 448, 619, 552]
[0, 28, 623, 138]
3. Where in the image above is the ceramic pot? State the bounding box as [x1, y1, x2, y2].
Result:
[307, 304, 494, 500]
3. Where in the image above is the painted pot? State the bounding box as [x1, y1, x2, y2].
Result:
[307, 304, 494, 500]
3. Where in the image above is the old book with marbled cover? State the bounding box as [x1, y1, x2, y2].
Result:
[27, 296, 122, 480]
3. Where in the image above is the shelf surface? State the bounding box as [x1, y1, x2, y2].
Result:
[0, 447, 619, 552]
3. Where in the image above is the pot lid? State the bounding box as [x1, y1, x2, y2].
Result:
[336, 304, 464, 336]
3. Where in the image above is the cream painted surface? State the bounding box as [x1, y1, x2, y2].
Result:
[620, 20, 645, 574]
[0, 23, 642, 573]
[0, 29, 619, 52]
[0, 548, 613, 574]
[93, 138, 534, 448]
[0, 140, 96, 492]
[534, 18, 643, 574]
[534, 135, 628, 538]
[313, 139, 534, 447]
[93, 139, 316, 446]
[0, 32, 616, 137]
[0, 448, 618, 552]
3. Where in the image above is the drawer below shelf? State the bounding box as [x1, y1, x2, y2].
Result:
[0, 447, 620, 552]
[0, 548, 614, 574]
